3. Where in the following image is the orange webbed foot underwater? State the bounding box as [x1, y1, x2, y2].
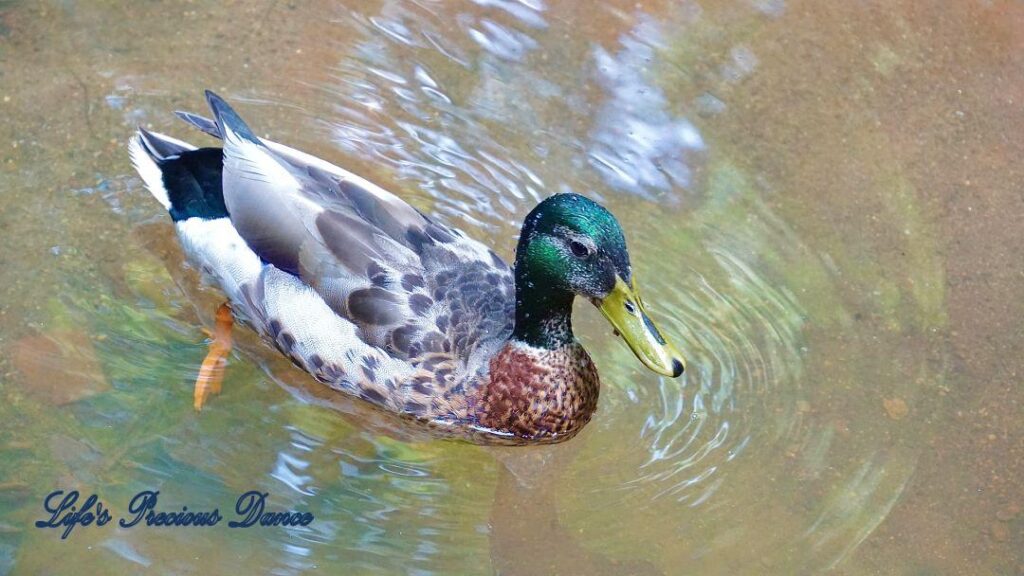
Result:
[193, 303, 233, 411]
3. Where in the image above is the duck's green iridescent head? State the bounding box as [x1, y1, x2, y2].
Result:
[513, 193, 685, 378]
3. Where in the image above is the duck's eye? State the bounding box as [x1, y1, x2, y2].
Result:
[569, 240, 591, 258]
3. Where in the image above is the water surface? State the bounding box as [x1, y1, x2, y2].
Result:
[1, 1, 1021, 574]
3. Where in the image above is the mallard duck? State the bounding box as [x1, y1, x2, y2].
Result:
[129, 91, 684, 443]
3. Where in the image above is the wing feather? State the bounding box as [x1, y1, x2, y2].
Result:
[194, 92, 515, 387]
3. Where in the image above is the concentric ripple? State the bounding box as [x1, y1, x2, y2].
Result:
[299, 2, 926, 572]
[0, 0, 939, 574]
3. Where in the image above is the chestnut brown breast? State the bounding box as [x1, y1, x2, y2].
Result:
[472, 341, 600, 441]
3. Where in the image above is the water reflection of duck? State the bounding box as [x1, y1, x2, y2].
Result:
[128, 91, 684, 443]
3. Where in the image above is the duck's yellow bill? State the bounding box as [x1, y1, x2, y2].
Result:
[595, 276, 685, 378]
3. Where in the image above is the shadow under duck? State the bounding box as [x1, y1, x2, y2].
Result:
[129, 91, 684, 444]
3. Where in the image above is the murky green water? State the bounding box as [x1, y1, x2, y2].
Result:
[1, 1, 1021, 574]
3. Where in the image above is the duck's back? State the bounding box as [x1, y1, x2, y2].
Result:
[129, 93, 515, 425]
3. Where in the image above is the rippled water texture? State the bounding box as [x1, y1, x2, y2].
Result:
[1, 1, 1022, 574]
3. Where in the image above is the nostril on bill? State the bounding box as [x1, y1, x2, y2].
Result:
[642, 313, 667, 345]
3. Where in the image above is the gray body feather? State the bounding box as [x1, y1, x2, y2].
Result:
[132, 92, 515, 422]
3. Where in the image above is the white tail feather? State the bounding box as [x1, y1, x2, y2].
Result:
[128, 135, 171, 210]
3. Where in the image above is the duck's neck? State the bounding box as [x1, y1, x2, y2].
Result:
[477, 263, 596, 442]
[511, 267, 575, 349]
